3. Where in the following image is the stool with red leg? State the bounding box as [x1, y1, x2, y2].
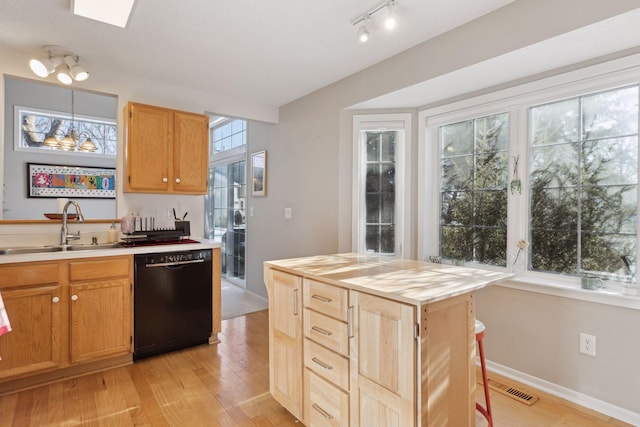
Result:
[475, 319, 493, 427]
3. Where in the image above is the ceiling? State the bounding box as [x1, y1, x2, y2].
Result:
[0, 0, 516, 108]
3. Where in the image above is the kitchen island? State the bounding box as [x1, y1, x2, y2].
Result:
[264, 253, 512, 427]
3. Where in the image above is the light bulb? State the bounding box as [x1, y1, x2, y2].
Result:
[358, 25, 370, 43]
[57, 71, 73, 85]
[385, 16, 396, 30]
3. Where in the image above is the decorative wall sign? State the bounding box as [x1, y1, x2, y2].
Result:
[27, 163, 116, 199]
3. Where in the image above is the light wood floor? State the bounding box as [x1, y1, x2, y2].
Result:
[0, 309, 632, 426]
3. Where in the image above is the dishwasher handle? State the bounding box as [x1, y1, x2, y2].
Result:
[145, 259, 206, 268]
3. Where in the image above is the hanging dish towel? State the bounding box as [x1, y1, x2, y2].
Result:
[0, 291, 11, 336]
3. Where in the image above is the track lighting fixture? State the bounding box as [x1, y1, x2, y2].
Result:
[29, 46, 90, 84]
[351, 0, 398, 42]
[358, 16, 371, 43]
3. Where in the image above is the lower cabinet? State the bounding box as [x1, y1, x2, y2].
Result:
[0, 256, 133, 390]
[265, 266, 476, 427]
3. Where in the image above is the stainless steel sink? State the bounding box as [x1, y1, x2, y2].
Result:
[0, 246, 65, 255]
[0, 243, 123, 255]
[66, 243, 123, 251]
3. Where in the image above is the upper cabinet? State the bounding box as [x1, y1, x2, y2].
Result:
[125, 102, 209, 194]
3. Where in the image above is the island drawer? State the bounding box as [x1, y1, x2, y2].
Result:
[304, 338, 349, 391]
[304, 308, 349, 357]
[305, 368, 349, 427]
[303, 279, 348, 321]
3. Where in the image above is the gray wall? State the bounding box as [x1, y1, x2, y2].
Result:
[3, 76, 116, 219]
[254, 0, 640, 418]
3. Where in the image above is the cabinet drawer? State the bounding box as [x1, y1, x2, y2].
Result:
[69, 257, 130, 281]
[305, 369, 349, 427]
[304, 279, 348, 321]
[304, 309, 349, 357]
[0, 262, 59, 288]
[304, 339, 349, 391]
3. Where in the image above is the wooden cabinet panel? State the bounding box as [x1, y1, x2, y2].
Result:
[305, 369, 349, 427]
[304, 339, 349, 391]
[0, 284, 62, 380]
[125, 102, 208, 195]
[69, 258, 129, 281]
[69, 278, 131, 363]
[303, 279, 348, 321]
[351, 291, 415, 427]
[173, 111, 208, 193]
[304, 309, 349, 357]
[125, 102, 171, 193]
[266, 268, 303, 419]
[0, 263, 58, 288]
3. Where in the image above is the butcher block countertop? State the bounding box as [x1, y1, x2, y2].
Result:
[265, 253, 513, 305]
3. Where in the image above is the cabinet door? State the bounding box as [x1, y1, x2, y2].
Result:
[69, 278, 131, 363]
[172, 111, 209, 194]
[126, 102, 171, 193]
[350, 291, 415, 427]
[266, 268, 303, 420]
[0, 285, 62, 380]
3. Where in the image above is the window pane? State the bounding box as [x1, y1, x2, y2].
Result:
[529, 85, 638, 278]
[439, 113, 508, 265]
[363, 130, 397, 255]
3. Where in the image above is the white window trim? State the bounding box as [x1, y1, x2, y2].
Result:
[418, 53, 640, 309]
[352, 113, 412, 258]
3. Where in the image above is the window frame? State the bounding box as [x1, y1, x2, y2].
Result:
[352, 113, 412, 258]
[418, 54, 640, 306]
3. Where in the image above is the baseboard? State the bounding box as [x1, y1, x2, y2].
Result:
[485, 359, 640, 426]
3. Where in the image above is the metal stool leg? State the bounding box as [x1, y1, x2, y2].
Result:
[475, 320, 493, 427]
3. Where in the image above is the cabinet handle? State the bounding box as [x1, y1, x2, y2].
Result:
[292, 289, 298, 315]
[175, 178, 181, 184]
[162, 177, 168, 183]
[52, 296, 60, 303]
[311, 294, 332, 303]
[312, 403, 334, 419]
[348, 306, 354, 338]
[71, 294, 78, 301]
[311, 325, 332, 336]
[312, 357, 333, 370]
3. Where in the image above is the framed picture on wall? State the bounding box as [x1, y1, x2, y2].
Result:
[27, 163, 116, 199]
[251, 150, 267, 197]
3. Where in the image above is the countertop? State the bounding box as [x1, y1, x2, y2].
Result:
[265, 253, 514, 305]
[0, 240, 221, 264]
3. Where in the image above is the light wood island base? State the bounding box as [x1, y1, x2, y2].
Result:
[264, 253, 512, 427]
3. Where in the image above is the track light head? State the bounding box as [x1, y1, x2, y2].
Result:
[385, 0, 397, 30]
[358, 23, 370, 43]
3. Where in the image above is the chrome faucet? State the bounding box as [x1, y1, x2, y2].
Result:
[60, 200, 85, 246]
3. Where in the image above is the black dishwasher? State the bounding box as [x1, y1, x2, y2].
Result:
[134, 249, 212, 360]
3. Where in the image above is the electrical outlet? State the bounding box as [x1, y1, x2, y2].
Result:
[580, 333, 596, 356]
[284, 207, 292, 219]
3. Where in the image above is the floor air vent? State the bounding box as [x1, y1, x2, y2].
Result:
[485, 378, 539, 406]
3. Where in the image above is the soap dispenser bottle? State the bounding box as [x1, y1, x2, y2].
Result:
[108, 220, 119, 243]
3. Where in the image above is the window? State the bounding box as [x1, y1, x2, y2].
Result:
[439, 113, 509, 265]
[529, 86, 638, 278]
[16, 106, 117, 156]
[421, 59, 640, 297]
[353, 114, 411, 257]
[205, 117, 247, 284]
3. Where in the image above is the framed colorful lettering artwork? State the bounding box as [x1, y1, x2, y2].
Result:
[27, 163, 116, 199]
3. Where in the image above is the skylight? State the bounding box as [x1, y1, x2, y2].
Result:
[71, 0, 136, 28]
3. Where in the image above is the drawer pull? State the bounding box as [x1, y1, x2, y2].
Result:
[312, 403, 334, 420]
[312, 357, 333, 370]
[348, 306, 354, 338]
[311, 325, 332, 336]
[311, 294, 332, 303]
[293, 289, 299, 315]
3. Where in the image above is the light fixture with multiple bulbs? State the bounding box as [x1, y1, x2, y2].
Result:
[29, 46, 90, 85]
[352, 0, 398, 43]
[43, 89, 97, 152]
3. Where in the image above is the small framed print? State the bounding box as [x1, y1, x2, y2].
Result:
[27, 163, 116, 199]
[251, 150, 267, 197]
